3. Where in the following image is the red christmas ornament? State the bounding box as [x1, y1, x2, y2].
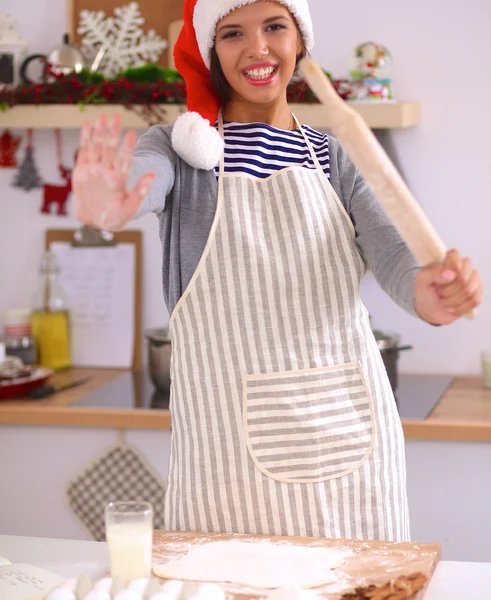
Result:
[0, 130, 22, 168]
[40, 130, 76, 217]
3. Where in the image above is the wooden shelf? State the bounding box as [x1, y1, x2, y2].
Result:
[0, 101, 420, 130]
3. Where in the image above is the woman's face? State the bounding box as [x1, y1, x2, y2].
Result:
[214, 1, 303, 107]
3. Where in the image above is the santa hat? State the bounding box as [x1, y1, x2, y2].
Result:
[172, 0, 315, 170]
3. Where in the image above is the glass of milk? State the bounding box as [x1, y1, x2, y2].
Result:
[105, 501, 153, 582]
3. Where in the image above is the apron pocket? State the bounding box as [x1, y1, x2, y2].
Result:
[243, 362, 375, 484]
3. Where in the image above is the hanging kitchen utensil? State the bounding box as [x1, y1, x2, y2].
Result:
[299, 57, 476, 320]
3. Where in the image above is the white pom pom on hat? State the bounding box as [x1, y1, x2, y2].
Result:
[172, 0, 315, 171]
[171, 111, 225, 171]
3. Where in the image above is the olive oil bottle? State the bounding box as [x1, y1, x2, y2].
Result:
[31, 251, 72, 370]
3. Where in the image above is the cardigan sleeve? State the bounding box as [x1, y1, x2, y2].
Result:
[128, 124, 176, 217]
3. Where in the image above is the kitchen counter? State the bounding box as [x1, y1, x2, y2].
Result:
[2, 372, 490, 562]
[0, 534, 490, 600]
[0, 368, 171, 430]
[1, 369, 491, 440]
[402, 376, 491, 442]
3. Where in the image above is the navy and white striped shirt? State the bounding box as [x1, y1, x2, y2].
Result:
[214, 121, 331, 180]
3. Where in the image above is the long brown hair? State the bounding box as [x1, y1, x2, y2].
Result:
[209, 27, 307, 106]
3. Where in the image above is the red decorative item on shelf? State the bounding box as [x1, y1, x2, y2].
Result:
[40, 130, 76, 216]
[0, 130, 22, 168]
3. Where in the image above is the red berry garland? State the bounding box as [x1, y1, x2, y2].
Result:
[0, 62, 340, 108]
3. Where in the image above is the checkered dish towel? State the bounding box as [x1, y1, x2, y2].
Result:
[66, 443, 166, 541]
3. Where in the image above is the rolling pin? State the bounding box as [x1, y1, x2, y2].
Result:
[299, 57, 476, 319]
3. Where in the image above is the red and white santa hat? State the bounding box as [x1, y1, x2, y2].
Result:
[172, 0, 315, 170]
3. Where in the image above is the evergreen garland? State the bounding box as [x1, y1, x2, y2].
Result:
[0, 63, 343, 110]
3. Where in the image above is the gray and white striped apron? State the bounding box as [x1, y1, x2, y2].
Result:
[164, 114, 410, 541]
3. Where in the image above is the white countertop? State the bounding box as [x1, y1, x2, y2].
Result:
[1, 534, 491, 599]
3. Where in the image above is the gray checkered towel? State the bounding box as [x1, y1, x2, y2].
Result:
[66, 443, 166, 541]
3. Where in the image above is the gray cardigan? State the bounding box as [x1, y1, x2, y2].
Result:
[130, 123, 420, 317]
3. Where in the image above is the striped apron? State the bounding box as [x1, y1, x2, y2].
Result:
[165, 115, 410, 541]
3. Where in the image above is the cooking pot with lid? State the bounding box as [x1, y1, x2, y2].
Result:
[145, 327, 172, 396]
[373, 329, 412, 393]
[145, 326, 412, 397]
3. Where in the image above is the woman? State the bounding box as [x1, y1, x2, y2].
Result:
[73, 0, 482, 542]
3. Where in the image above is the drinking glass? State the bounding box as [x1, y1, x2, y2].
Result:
[105, 501, 153, 582]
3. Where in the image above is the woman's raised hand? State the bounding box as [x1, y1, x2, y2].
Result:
[72, 114, 155, 231]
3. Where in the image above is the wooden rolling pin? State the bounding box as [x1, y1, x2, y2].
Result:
[299, 57, 475, 319]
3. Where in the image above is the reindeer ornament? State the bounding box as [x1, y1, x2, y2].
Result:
[40, 130, 78, 216]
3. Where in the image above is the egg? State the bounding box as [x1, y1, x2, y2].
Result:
[94, 578, 113, 592]
[75, 573, 95, 599]
[114, 589, 143, 600]
[179, 581, 197, 600]
[84, 591, 111, 600]
[149, 593, 176, 600]
[161, 580, 184, 598]
[267, 586, 318, 600]
[45, 589, 76, 600]
[128, 578, 150, 594]
[196, 584, 225, 600]
[60, 578, 78, 592]
[144, 578, 163, 598]
[188, 585, 225, 600]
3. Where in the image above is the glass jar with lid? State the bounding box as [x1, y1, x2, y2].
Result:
[2, 308, 37, 365]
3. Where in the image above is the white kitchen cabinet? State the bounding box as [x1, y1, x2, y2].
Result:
[405, 439, 491, 562]
[2, 423, 490, 563]
[0, 425, 171, 540]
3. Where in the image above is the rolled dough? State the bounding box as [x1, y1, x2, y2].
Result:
[153, 541, 345, 589]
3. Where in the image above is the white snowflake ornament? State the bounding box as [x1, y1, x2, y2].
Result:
[77, 2, 168, 78]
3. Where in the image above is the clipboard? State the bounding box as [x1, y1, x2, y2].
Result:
[45, 226, 142, 369]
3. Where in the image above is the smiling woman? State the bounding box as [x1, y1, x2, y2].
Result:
[171, 0, 315, 168]
[72, 0, 483, 544]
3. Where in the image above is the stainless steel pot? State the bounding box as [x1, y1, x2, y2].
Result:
[145, 325, 412, 396]
[144, 327, 172, 395]
[373, 330, 412, 393]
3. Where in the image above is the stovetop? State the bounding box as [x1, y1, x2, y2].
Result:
[395, 374, 453, 420]
[71, 371, 170, 411]
[71, 371, 453, 421]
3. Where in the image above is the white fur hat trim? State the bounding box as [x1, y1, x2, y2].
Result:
[172, 112, 225, 170]
[193, 0, 315, 68]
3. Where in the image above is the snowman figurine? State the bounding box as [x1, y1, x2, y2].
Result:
[349, 42, 394, 101]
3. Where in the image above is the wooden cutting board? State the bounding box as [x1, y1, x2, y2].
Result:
[152, 531, 440, 599]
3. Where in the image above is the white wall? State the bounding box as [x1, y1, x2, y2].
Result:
[1, 0, 490, 374]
